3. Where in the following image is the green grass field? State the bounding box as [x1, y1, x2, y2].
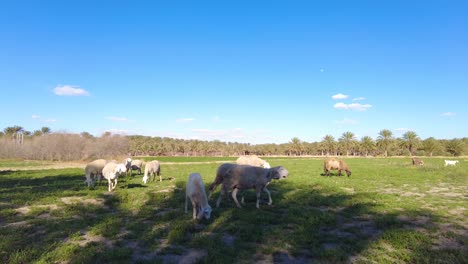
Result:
[0, 157, 466, 263]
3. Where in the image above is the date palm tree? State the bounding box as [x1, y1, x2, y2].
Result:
[322, 135, 336, 156]
[422, 137, 440, 157]
[446, 139, 464, 156]
[401, 131, 420, 155]
[290, 137, 304, 156]
[377, 129, 393, 157]
[339, 131, 356, 156]
[360, 136, 376, 156]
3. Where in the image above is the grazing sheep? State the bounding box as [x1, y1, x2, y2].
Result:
[444, 160, 459, 166]
[412, 157, 424, 166]
[102, 162, 127, 192]
[185, 173, 212, 220]
[142, 160, 161, 184]
[124, 158, 132, 175]
[236, 155, 271, 168]
[130, 159, 144, 175]
[324, 158, 351, 177]
[84, 159, 107, 187]
[209, 163, 288, 209]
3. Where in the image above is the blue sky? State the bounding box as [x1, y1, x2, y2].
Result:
[1, 1, 467, 144]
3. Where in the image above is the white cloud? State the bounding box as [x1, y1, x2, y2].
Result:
[176, 118, 195, 123]
[107, 116, 129, 122]
[212, 116, 220, 122]
[334, 102, 372, 111]
[32, 114, 40, 119]
[320, 68, 324, 73]
[54, 85, 89, 96]
[332, 93, 349, 100]
[335, 118, 358, 125]
[45, 118, 57, 123]
[352, 97, 366, 101]
[440, 112, 456, 117]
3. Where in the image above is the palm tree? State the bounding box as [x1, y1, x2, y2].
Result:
[377, 129, 394, 157]
[360, 136, 376, 156]
[289, 137, 304, 156]
[339, 131, 356, 156]
[446, 139, 464, 156]
[422, 137, 440, 157]
[401, 131, 420, 155]
[322, 135, 336, 156]
[41, 127, 51, 135]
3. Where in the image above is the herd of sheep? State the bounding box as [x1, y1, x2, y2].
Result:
[83, 155, 460, 220]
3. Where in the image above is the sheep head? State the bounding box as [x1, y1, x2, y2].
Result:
[197, 206, 212, 220]
[268, 166, 289, 180]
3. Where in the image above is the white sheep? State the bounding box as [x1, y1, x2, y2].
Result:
[185, 173, 212, 220]
[84, 159, 107, 187]
[209, 163, 288, 209]
[102, 162, 127, 192]
[444, 160, 459, 166]
[236, 155, 271, 168]
[130, 159, 144, 175]
[142, 160, 161, 184]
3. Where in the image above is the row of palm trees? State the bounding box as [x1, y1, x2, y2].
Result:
[1, 126, 465, 157]
[1, 126, 51, 139]
[310, 130, 458, 157]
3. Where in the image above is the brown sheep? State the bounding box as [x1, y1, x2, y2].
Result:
[323, 158, 351, 177]
[412, 157, 424, 166]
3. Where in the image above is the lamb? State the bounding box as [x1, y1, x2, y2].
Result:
[209, 163, 288, 209]
[236, 155, 271, 168]
[124, 158, 132, 176]
[444, 160, 459, 166]
[324, 158, 352, 177]
[185, 173, 212, 220]
[142, 160, 161, 184]
[130, 159, 144, 175]
[412, 157, 424, 166]
[101, 162, 127, 192]
[84, 159, 107, 187]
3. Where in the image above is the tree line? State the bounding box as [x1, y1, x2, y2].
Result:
[0, 126, 466, 161]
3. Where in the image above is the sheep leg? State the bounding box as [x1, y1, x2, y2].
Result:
[216, 185, 226, 208]
[338, 170, 342, 176]
[255, 186, 262, 209]
[108, 178, 112, 192]
[263, 187, 272, 205]
[185, 195, 188, 214]
[232, 188, 242, 208]
[208, 183, 219, 198]
[113, 178, 118, 190]
[192, 201, 197, 219]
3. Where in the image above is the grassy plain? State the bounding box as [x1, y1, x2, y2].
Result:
[0, 157, 466, 263]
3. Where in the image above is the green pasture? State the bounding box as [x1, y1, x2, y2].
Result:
[0, 157, 466, 263]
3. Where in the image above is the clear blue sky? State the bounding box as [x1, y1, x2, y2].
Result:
[1, 1, 467, 144]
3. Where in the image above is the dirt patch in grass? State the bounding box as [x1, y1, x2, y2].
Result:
[68, 231, 114, 248]
[60, 196, 106, 206]
[432, 236, 465, 250]
[14, 204, 60, 215]
[1, 220, 31, 228]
